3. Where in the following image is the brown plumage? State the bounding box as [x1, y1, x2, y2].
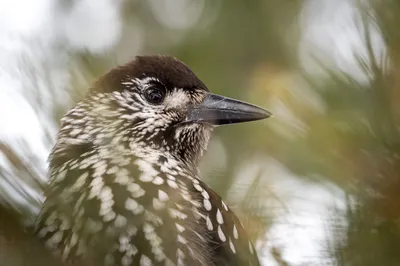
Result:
[34, 55, 269, 266]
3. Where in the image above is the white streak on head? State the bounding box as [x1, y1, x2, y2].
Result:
[132, 77, 160, 90]
[165, 89, 190, 109]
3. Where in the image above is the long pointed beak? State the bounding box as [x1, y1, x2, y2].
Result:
[185, 93, 271, 125]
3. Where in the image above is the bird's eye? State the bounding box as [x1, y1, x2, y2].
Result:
[143, 85, 166, 105]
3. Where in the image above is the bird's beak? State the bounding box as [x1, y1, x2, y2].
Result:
[185, 93, 271, 125]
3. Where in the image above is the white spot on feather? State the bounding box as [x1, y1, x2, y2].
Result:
[229, 238, 236, 254]
[140, 254, 152, 266]
[125, 198, 138, 211]
[152, 176, 164, 185]
[177, 234, 188, 244]
[175, 223, 185, 232]
[221, 200, 228, 211]
[206, 215, 213, 231]
[201, 190, 209, 199]
[203, 199, 212, 211]
[216, 209, 223, 224]
[114, 215, 127, 227]
[217, 225, 226, 242]
[193, 183, 203, 192]
[153, 198, 165, 210]
[233, 224, 239, 239]
[158, 189, 169, 201]
[168, 208, 187, 220]
[167, 179, 178, 189]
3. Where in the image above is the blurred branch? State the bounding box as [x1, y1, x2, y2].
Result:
[0, 142, 43, 217]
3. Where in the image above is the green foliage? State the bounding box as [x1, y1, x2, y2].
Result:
[4, 0, 400, 265]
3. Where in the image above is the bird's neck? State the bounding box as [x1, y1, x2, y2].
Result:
[54, 95, 211, 174]
[128, 141, 200, 176]
[50, 134, 200, 177]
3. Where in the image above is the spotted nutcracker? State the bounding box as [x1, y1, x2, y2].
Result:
[35, 55, 270, 266]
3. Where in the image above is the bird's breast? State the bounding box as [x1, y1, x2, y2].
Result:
[36, 153, 258, 265]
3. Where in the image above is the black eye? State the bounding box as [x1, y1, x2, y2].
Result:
[143, 85, 166, 105]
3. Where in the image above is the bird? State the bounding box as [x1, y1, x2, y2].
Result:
[34, 55, 271, 266]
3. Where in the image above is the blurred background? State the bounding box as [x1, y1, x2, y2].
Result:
[1, 0, 399, 265]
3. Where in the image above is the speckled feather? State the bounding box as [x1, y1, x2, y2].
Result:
[34, 55, 260, 266]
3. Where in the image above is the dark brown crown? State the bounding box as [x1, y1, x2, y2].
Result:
[92, 55, 208, 93]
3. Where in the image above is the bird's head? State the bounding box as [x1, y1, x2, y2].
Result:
[53, 55, 270, 170]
